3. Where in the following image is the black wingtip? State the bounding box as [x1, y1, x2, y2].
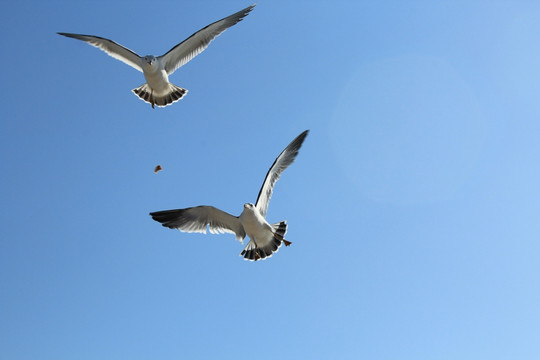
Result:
[57, 32, 80, 39]
[233, 3, 256, 22]
[149, 209, 181, 226]
[289, 130, 309, 151]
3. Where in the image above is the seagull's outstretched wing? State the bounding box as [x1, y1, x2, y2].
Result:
[57, 33, 143, 72]
[150, 206, 246, 242]
[159, 4, 255, 75]
[255, 130, 309, 218]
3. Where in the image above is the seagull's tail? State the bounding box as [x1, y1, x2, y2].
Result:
[132, 83, 187, 108]
[240, 221, 288, 261]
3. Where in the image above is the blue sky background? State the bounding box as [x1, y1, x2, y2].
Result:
[2, 1, 540, 359]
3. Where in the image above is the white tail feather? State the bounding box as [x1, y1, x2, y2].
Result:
[132, 83, 188, 108]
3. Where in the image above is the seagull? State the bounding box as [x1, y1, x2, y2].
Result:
[58, 4, 255, 108]
[150, 130, 309, 261]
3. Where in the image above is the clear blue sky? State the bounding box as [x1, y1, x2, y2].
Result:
[2, 1, 540, 359]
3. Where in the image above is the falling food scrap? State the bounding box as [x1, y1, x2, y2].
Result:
[154, 165, 163, 173]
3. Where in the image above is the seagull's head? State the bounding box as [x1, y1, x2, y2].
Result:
[143, 55, 157, 66]
[244, 203, 255, 210]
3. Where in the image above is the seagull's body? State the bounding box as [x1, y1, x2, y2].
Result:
[58, 4, 255, 108]
[150, 130, 309, 261]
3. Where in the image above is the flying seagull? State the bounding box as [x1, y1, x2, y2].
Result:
[150, 130, 309, 261]
[58, 4, 255, 108]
